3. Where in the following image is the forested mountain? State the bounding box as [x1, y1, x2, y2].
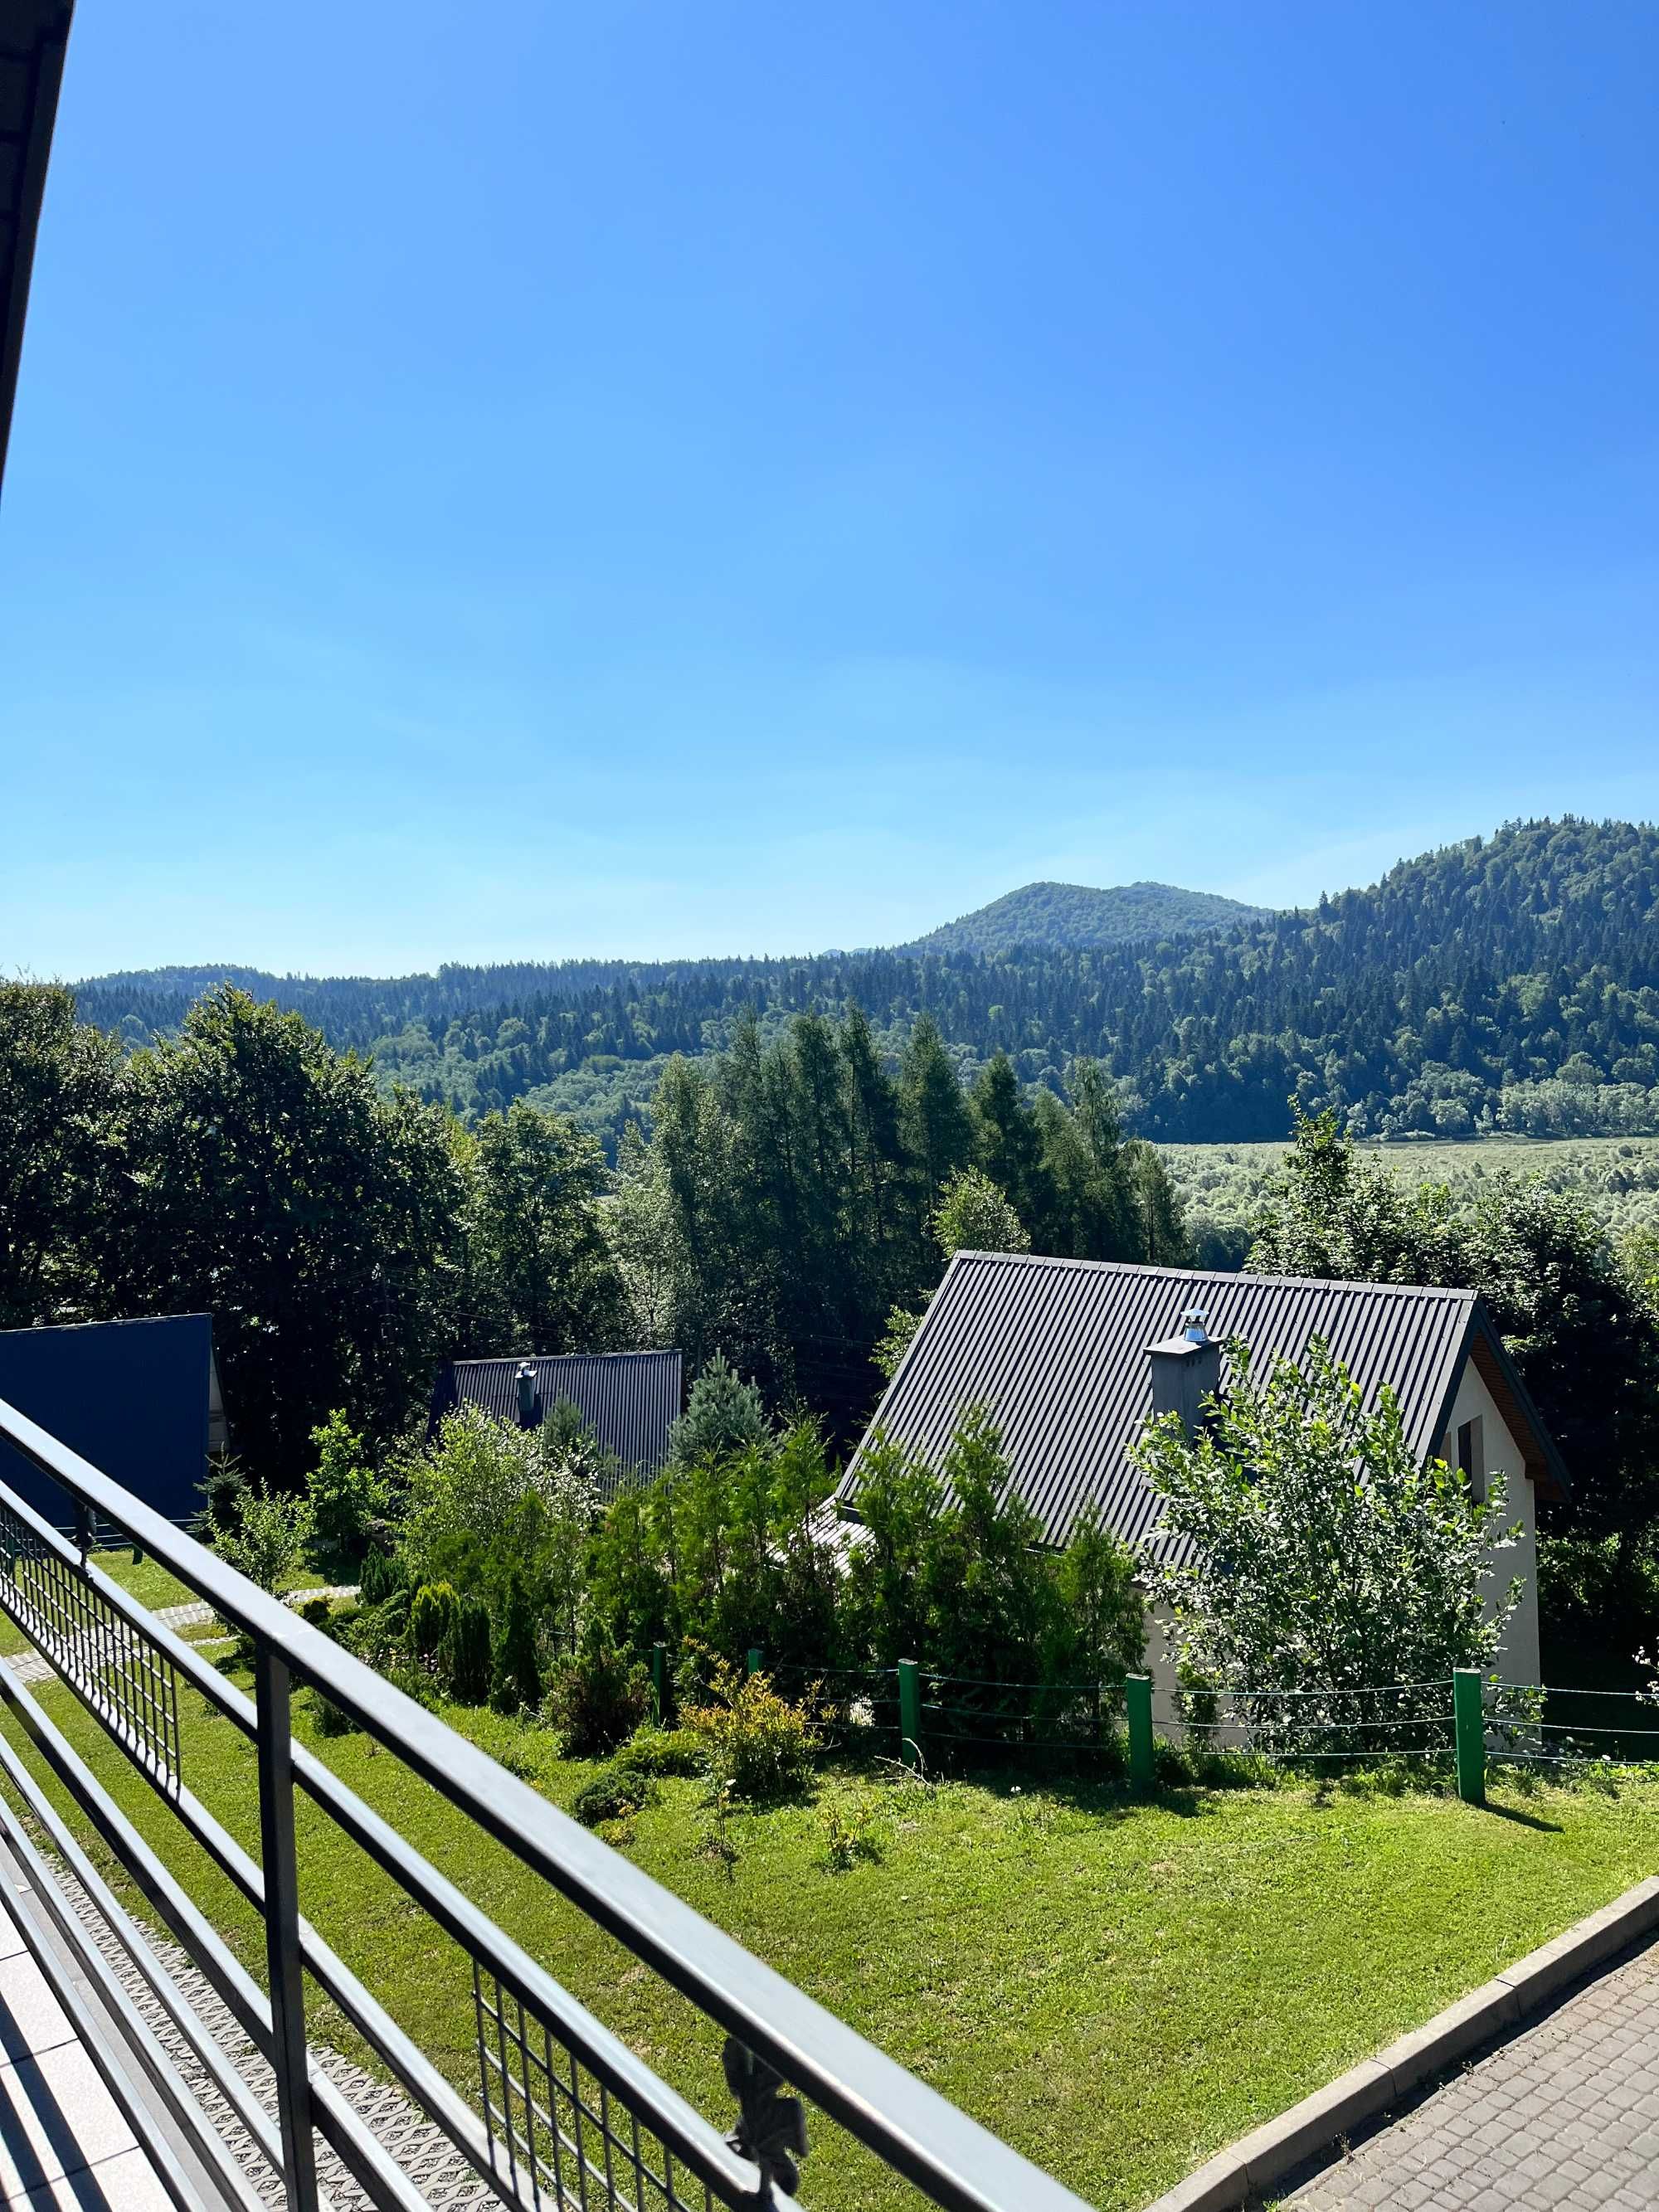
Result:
[902, 879, 1267, 955]
[70, 819, 1659, 1150]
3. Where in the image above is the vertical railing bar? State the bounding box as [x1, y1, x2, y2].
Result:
[515, 1995, 544, 2212]
[571, 2042, 593, 2212]
[629, 2101, 647, 2212]
[253, 1644, 320, 2212]
[544, 2020, 572, 2210]
[494, 1978, 521, 2195]
[599, 2078, 618, 2212]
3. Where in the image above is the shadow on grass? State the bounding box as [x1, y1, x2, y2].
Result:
[1477, 1800, 1564, 1835]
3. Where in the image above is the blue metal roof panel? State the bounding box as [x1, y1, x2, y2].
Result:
[0, 1313, 216, 1528]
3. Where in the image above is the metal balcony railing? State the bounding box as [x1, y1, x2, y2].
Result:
[0, 1393, 1095, 2212]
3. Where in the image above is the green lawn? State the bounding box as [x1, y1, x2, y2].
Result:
[7, 1640, 1658, 2212]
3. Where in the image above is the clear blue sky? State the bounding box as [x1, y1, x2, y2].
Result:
[3, 1, 1656, 978]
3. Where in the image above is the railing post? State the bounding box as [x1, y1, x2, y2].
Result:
[1126, 1673, 1155, 1791]
[1453, 1668, 1486, 1806]
[897, 1659, 922, 1771]
[650, 1642, 668, 1725]
[254, 1645, 320, 2212]
[746, 1646, 764, 1680]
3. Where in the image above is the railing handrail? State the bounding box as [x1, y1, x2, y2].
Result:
[0, 1390, 1097, 2212]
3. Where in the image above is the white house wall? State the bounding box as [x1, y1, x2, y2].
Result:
[1439, 1355, 1540, 1689]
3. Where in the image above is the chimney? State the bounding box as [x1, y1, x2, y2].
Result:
[1146, 1308, 1220, 1441]
[515, 1361, 539, 1427]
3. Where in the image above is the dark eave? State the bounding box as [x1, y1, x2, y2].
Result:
[1444, 1300, 1573, 1507]
[0, 1, 73, 502]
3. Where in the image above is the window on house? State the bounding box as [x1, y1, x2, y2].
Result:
[1457, 1415, 1486, 1502]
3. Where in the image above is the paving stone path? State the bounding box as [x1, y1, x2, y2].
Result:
[1282, 1934, 1659, 2210]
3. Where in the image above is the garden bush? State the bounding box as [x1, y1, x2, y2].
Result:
[306, 1411, 390, 1573]
[571, 1758, 658, 1829]
[619, 1725, 705, 1777]
[212, 1482, 313, 1592]
[440, 1595, 493, 1704]
[545, 1624, 649, 1755]
[408, 1581, 460, 1661]
[489, 1574, 543, 1716]
[684, 1660, 819, 1805]
[358, 1547, 406, 1606]
[402, 1406, 590, 1637]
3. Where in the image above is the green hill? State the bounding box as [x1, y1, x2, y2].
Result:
[70, 819, 1659, 1153]
[901, 880, 1268, 955]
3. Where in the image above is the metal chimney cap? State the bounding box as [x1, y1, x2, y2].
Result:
[1181, 1307, 1209, 1344]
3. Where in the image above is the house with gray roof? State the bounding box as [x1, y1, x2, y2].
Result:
[843, 1251, 1569, 1703]
[429, 1349, 684, 1496]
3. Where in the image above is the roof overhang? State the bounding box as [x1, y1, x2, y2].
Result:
[0, 1, 74, 502]
[1433, 1298, 1572, 1507]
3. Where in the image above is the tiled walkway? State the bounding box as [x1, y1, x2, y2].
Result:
[1282, 1935, 1659, 2210]
[0, 1906, 173, 2211]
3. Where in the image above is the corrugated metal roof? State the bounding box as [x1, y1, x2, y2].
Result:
[842, 1252, 1500, 1554]
[430, 1350, 684, 1484]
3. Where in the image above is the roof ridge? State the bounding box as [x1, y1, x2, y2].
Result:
[454, 1349, 681, 1365]
[951, 1250, 1477, 1303]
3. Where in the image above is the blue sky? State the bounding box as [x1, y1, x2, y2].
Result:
[3, 1, 1656, 977]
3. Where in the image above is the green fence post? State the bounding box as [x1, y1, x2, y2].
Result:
[745, 1646, 764, 1680]
[650, 1643, 667, 1727]
[1453, 1669, 1486, 1806]
[1126, 1674, 1155, 1791]
[897, 1659, 922, 1772]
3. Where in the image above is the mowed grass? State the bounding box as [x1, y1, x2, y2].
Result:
[7, 1637, 1658, 2212]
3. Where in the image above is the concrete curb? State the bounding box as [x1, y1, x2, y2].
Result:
[1141, 1874, 1659, 2211]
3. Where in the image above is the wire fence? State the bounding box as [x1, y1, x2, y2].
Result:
[729, 1653, 1659, 1786]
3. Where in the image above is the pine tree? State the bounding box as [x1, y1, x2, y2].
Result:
[489, 1574, 542, 1714]
[441, 1595, 493, 1704]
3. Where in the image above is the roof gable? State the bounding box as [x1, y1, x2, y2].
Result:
[844, 1252, 1506, 1551]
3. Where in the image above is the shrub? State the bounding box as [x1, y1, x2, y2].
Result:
[212, 1483, 313, 1593]
[408, 1581, 460, 1661]
[1136, 1335, 1523, 1759]
[345, 1589, 410, 1671]
[818, 1796, 885, 1872]
[668, 1353, 773, 1472]
[405, 1406, 590, 1634]
[684, 1659, 819, 1804]
[197, 1452, 249, 1538]
[308, 1688, 361, 1737]
[358, 1548, 406, 1606]
[620, 1725, 705, 1777]
[489, 1574, 542, 1716]
[546, 1626, 649, 1756]
[306, 1411, 390, 1573]
[440, 1595, 494, 1704]
[571, 1760, 657, 1829]
[297, 1593, 333, 1628]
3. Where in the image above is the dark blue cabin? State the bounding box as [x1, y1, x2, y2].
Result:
[0, 1315, 226, 1531]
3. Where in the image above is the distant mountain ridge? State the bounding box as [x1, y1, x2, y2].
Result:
[63, 819, 1659, 1155]
[901, 879, 1268, 955]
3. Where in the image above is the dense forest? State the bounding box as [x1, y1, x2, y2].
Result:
[0, 982, 1190, 1470]
[71, 819, 1659, 1153]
